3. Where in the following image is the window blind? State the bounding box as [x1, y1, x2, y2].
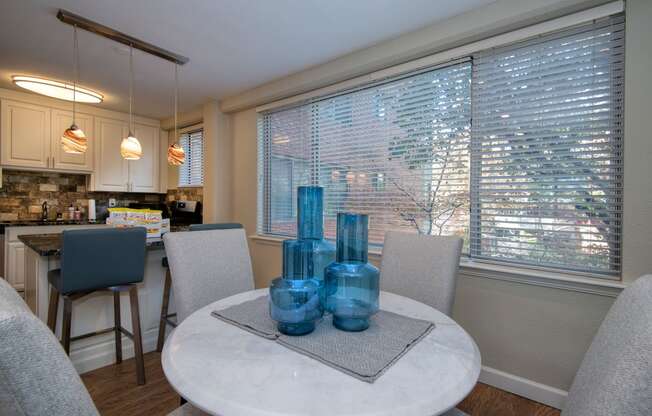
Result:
[470, 15, 624, 274]
[259, 61, 472, 245]
[179, 129, 204, 187]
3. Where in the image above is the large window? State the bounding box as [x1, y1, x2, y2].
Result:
[178, 129, 204, 187]
[258, 15, 624, 276]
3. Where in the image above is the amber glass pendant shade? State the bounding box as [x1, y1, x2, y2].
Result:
[167, 143, 185, 166]
[61, 125, 88, 154]
[120, 134, 142, 160]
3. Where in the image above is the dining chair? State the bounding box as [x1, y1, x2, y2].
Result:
[0, 278, 209, 416]
[156, 223, 244, 351]
[163, 227, 255, 323]
[379, 231, 463, 316]
[445, 274, 652, 416]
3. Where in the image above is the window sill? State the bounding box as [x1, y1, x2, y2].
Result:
[249, 234, 626, 298]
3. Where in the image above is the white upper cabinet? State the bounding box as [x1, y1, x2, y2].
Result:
[93, 117, 160, 193]
[1, 100, 51, 169]
[129, 123, 159, 193]
[51, 109, 94, 172]
[94, 117, 129, 191]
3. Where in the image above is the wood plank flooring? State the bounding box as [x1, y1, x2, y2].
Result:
[81, 352, 561, 416]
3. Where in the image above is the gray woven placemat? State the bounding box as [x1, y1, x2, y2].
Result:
[212, 295, 434, 383]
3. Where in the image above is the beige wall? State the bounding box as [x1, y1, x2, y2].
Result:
[221, 0, 651, 405]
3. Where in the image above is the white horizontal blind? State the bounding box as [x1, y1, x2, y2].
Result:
[259, 62, 472, 246]
[178, 129, 204, 187]
[471, 15, 624, 274]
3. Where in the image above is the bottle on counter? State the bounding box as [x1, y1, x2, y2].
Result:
[68, 204, 75, 220]
[74, 207, 81, 220]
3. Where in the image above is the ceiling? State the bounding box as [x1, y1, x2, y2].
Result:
[0, 0, 494, 119]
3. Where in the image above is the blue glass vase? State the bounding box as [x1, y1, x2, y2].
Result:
[269, 277, 322, 335]
[325, 213, 380, 332]
[269, 186, 335, 335]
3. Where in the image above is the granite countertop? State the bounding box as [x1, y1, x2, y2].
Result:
[17, 227, 188, 256]
[0, 219, 103, 234]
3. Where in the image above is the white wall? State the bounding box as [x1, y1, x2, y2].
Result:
[219, 0, 652, 408]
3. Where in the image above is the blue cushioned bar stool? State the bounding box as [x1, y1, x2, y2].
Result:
[46, 227, 147, 385]
[156, 223, 244, 352]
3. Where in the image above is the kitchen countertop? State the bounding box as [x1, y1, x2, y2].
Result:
[18, 226, 188, 256]
[0, 219, 103, 234]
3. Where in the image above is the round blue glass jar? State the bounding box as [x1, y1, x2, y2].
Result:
[325, 213, 380, 331]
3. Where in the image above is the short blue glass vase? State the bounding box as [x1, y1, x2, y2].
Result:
[269, 277, 322, 335]
[325, 213, 380, 332]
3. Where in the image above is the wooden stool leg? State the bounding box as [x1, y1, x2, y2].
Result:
[61, 296, 72, 355]
[129, 285, 146, 385]
[47, 286, 60, 333]
[114, 291, 122, 364]
[156, 270, 173, 352]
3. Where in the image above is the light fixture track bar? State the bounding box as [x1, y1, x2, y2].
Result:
[56, 9, 189, 65]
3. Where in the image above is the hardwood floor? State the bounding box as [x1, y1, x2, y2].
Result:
[82, 352, 561, 416]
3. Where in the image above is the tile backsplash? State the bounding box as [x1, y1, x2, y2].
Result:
[0, 170, 165, 222]
[166, 186, 203, 203]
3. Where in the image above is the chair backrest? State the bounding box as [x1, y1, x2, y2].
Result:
[60, 227, 146, 294]
[163, 228, 255, 322]
[380, 231, 463, 316]
[189, 223, 243, 232]
[562, 275, 652, 416]
[0, 278, 99, 416]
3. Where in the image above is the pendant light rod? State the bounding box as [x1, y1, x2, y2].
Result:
[57, 9, 189, 65]
[72, 24, 78, 124]
[129, 44, 134, 134]
[174, 63, 178, 141]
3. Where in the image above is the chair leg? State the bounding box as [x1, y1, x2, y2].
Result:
[129, 285, 146, 385]
[47, 286, 60, 333]
[61, 296, 72, 355]
[157, 269, 173, 352]
[114, 291, 122, 364]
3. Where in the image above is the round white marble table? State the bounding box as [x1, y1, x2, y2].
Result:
[162, 289, 481, 416]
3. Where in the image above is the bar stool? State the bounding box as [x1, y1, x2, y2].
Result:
[156, 223, 244, 352]
[47, 227, 147, 385]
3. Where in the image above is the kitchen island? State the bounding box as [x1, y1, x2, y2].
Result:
[18, 230, 177, 374]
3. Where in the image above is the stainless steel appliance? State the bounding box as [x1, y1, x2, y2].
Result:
[169, 200, 202, 226]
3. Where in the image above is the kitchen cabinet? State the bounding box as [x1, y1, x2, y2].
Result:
[51, 109, 94, 172]
[130, 123, 160, 193]
[93, 116, 160, 192]
[5, 241, 25, 291]
[1, 100, 51, 169]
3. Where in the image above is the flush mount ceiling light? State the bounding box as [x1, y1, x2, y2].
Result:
[12, 76, 102, 104]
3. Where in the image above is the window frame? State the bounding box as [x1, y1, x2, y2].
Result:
[255, 11, 625, 280]
[177, 126, 204, 188]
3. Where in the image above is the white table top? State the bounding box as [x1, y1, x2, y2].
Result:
[162, 289, 481, 416]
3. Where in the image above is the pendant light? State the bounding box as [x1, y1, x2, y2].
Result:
[61, 24, 88, 154]
[167, 63, 185, 166]
[120, 44, 142, 160]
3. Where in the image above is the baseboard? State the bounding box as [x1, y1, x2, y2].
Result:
[71, 328, 160, 374]
[480, 365, 567, 410]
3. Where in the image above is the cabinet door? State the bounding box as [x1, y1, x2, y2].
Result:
[1, 100, 51, 168]
[129, 123, 160, 193]
[94, 117, 129, 191]
[6, 241, 25, 291]
[51, 110, 94, 172]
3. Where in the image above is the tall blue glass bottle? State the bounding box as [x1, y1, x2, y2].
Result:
[325, 213, 380, 332]
[269, 186, 335, 335]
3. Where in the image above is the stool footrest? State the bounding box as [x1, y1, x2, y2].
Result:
[69, 325, 134, 342]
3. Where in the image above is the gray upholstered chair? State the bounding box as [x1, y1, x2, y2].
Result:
[162, 227, 254, 323]
[379, 231, 463, 316]
[47, 227, 147, 385]
[442, 275, 652, 416]
[0, 278, 208, 416]
[0, 277, 100, 416]
[561, 274, 652, 416]
[157, 223, 246, 351]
